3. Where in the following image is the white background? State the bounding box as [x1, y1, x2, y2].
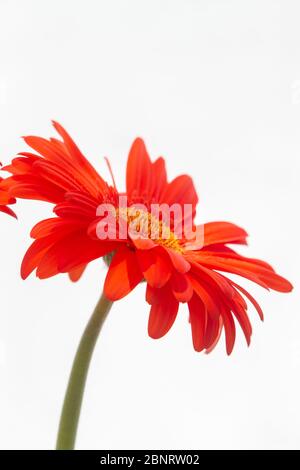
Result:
[0, 0, 299, 450]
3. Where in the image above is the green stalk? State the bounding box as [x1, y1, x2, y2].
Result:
[56, 292, 113, 450]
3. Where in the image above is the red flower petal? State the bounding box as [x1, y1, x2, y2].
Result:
[130, 236, 156, 250]
[188, 294, 206, 352]
[52, 122, 106, 183]
[21, 236, 56, 279]
[150, 157, 167, 201]
[204, 314, 222, 350]
[126, 138, 153, 203]
[205, 317, 223, 353]
[203, 221, 248, 247]
[1, 153, 40, 175]
[68, 264, 87, 282]
[136, 247, 172, 288]
[0, 205, 17, 218]
[160, 174, 198, 220]
[104, 246, 143, 300]
[171, 271, 193, 302]
[148, 285, 179, 339]
[30, 218, 84, 239]
[189, 275, 219, 319]
[196, 253, 292, 292]
[6, 174, 64, 203]
[230, 300, 252, 346]
[230, 280, 264, 321]
[165, 248, 191, 273]
[220, 306, 236, 355]
[36, 234, 116, 279]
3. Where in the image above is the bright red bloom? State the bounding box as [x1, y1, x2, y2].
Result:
[0, 122, 293, 354]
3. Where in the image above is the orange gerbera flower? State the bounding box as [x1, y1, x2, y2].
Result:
[0, 122, 292, 354]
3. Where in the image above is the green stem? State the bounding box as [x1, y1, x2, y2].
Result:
[56, 292, 113, 450]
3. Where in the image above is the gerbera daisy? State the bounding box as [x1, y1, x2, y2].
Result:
[0, 121, 292, 353]
[0, 122, 292, 448]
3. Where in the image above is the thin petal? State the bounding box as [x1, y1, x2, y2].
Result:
[221, 307, 236, 355]
[196, 253, 292, 292]
[0, 205, 17, 218]
[188, 294, 206, 352]
[204, 315, 222, 350]
[189, 275, 220, 319]
[52, 121, 107, 193]
[150, 157, 167, 201]
[230, 280, 264, 321]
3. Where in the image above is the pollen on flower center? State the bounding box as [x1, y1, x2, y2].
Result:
[116, 206, 183, 253]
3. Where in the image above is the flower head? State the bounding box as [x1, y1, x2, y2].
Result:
[0, 122, 293, 354]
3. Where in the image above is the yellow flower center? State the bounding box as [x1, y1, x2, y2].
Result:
[117, 206, 183, 253]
